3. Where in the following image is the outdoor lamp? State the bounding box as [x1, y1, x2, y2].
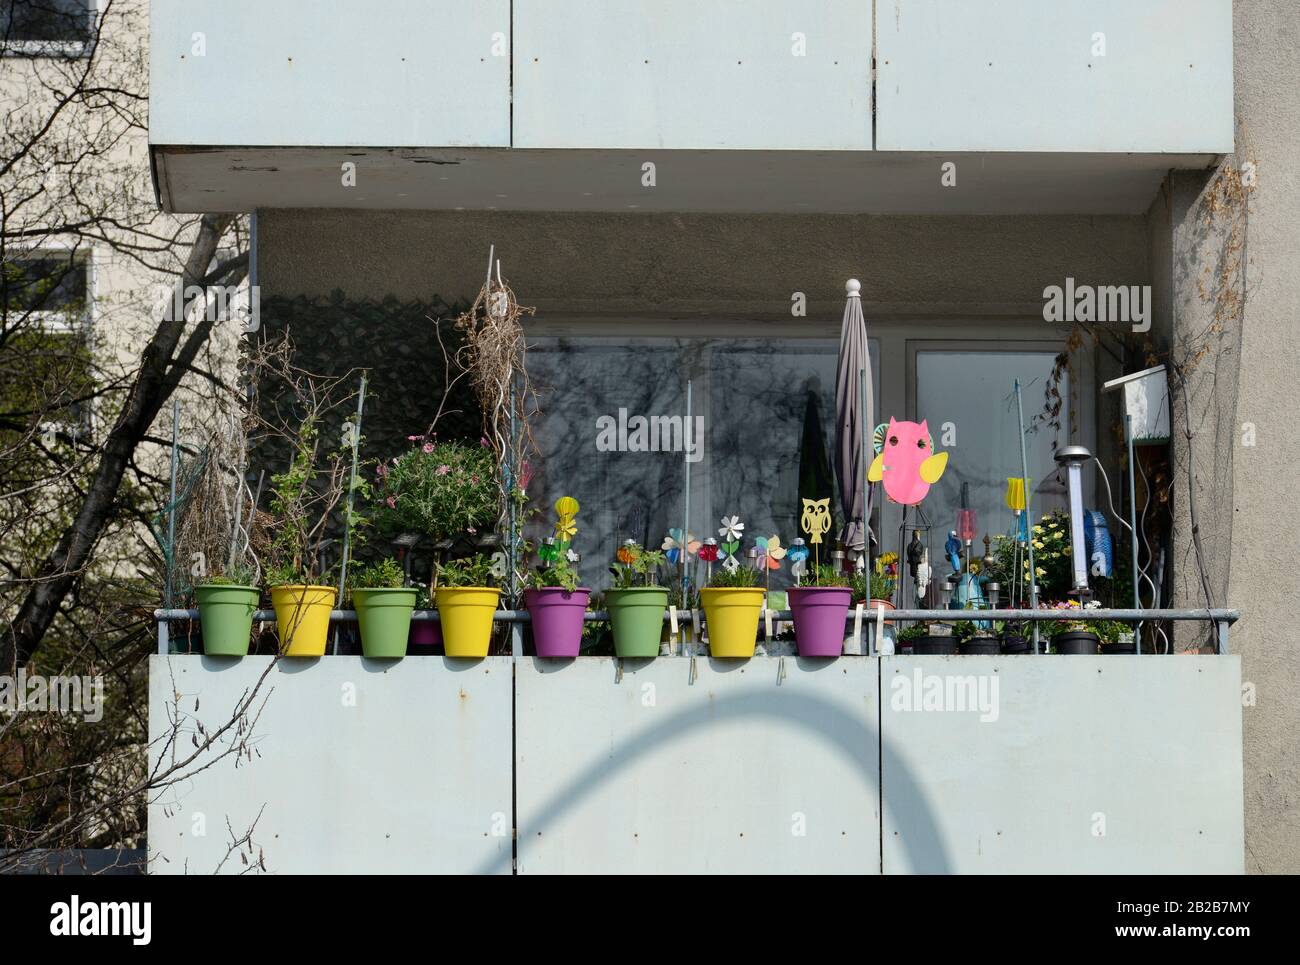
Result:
[1054, 444, 1092, 594]
[986, 581, 1002, 609]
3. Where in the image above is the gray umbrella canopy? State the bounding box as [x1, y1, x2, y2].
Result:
[835, 278, 874, 554]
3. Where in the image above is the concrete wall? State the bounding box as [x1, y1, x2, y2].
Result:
[1227, 0, 1300, 874]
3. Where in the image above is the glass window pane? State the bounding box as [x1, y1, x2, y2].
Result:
[914, 350, 1067, 549]
[527, 335, 860, 589]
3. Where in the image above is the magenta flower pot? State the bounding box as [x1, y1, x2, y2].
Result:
[788, 586, 852, 657]
[525, 587, 591, 658]
[408, 614, 442, 654]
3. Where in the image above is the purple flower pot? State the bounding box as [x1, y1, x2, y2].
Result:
[408, 614, 442, 654]
[788, 586, 852, 657]
[525, 587, 592, 658]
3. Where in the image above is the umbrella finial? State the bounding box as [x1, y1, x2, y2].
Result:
[846, 278, 861, 297]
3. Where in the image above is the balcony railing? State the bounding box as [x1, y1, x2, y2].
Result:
[153, 607, 1239, 656]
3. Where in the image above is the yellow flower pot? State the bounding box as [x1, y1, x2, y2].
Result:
[435, 586, 501, 658]
[271, 584, 337, 657]
[701, 587, 765, 659]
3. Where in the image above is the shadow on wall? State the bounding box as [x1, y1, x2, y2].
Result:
[479, 686, 951, 874]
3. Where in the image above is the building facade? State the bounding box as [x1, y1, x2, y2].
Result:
[144, 1, 1297, 872]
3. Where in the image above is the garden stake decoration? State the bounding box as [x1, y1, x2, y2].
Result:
[698, 537, 720, 584]
[554, 495, 579, 553]
[800, 497, 832, 570]
[718, 514, 744, 573]
[754, 535, 786, 592]
[787, 538, 810, 584]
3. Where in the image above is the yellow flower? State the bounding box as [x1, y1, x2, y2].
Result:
[1033, 540, 1044, 550]
[1033, 525, 1044, 534]
[1036, 567, 1046, 576]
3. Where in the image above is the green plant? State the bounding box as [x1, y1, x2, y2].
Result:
[435, 553, 497, 588]
[374, 436, 499, 542]
[610, 541, 667, 589]
[868, 570, 895, 600]
[202, 562, 258, 587]
[528, 557, 580, 592]
[896, 624, 927, 643]
[805, 563, 850, 588]
[708, 566, 759, 589]
[353, 557, 405, 590]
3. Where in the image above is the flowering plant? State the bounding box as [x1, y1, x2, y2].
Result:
[373, 435, 499, 541]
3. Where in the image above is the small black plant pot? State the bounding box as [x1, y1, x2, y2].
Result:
[1101, 640, 1137, 655]
[959, 636, 1000, 655]
[1000, 634, 1032, 654]
[1053, 631, 1100, 655]
[914, 635, 958, 655]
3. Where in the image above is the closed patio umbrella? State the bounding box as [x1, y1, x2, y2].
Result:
[835, 278, 873, 559]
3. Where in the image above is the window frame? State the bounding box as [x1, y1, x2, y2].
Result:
[524, 314, 1097, 565]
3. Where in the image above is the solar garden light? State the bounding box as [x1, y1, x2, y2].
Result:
[985, 581, 1001, 609]
[1054, 444, 1092, 596]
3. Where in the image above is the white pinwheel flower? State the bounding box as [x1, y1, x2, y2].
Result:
[719, 515, 745, 542]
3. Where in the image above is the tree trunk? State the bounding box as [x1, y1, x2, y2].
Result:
[2, 213, 235, 671]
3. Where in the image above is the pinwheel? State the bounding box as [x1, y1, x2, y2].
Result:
[662, 528, 701, 566]
[719, 515, 744, 542]
[554, 495, 579, 546]
[755, 535, 786, 571]
[717, 514, 744, 570]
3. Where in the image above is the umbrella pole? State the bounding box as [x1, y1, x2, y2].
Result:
[1014, 379, 1040, 653]
[859, 366, 869, 569]
[682, 379, 692, 625]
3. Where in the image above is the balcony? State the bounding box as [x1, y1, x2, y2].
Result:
[150, 607, 1243, 874]
[149, 0, 1233, 215]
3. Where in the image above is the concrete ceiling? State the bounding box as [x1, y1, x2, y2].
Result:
[153, 146, 1219, 216]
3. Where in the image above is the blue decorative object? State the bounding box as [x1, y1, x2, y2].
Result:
[945, 531, 961, 573]
[1084, 510, 1113, 578]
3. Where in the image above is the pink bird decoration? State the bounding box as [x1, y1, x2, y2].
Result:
[868, 418, 950, 506]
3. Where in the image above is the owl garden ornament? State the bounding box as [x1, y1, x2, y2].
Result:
[868, 418, 949, 506]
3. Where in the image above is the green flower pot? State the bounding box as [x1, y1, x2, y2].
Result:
[195, 584, 260, 657]
[605, 587, 668, 658]
[353, 587, 418, 658]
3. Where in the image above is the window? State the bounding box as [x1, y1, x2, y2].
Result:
[911, 345, 1070, 545]
[2, 249, 92, 330]
[1, 0, 95, 56]
[525, 322, 1089, 593]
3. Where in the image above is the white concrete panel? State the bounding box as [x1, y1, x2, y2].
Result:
[513, 1, 871, 149]
[148, 656, 514, 874]
[149, 0, 510, 147]
[877, 0, 1234, 153]
[881, 655, 1244, 874]
[515, 657, 880, 873]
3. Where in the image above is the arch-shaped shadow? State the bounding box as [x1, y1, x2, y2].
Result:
[478, 686, 950, 874]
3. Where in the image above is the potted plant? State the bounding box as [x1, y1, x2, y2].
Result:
[701, 565, 765, 659]
[350, 557, 417, 658]
[912, 621, 957, 655]
[867, 552, 898, 617]
[999, 621, 1032, 654]
[789, 563, 852, 657]
[604, 540, 668, 658]
[434, 553, 501, 658]
[194, 565, 260, 657]
[408, 585, 442, 652]
[956, 619, 999, 655]
[1044, 600, 1101, 654]
[1099, 620, 1137, 655]
[525, 544, 590, 659]
[895, 624, 927, 654]
[263, 422, 350, 657]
